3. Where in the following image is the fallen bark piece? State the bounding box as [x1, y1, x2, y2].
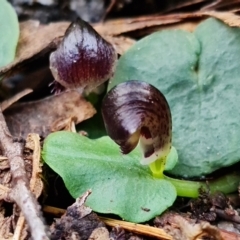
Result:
[50, 191, 106, 240]
[0, 20, 69, 75]
[4, 90, 96, 138]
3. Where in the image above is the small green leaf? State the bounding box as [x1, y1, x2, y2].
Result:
[42, 131, 176, 223]
[109, 18, 240, 177]
[0, 0, 19, 68]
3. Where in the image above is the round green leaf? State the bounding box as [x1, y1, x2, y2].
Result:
[109, 18, 240, 177]
[42, 131, 176, 223]
[0, 0, 19, 68]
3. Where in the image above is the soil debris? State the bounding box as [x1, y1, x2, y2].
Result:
[154, 211, 223, 240]
[50, 191, 106, 240]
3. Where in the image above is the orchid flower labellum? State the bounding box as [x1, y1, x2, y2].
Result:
[102, 80, 172, 178]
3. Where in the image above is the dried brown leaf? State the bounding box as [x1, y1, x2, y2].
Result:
[26, 134, 43, 198]
[51, 117, 77, 133]
[157, 11, 240, 33]
[155, 212, 223, 240]
[153, 11, 240, 34]
[199, 11, 240, 27]
[95, 11, 240, 37]
[94, 15, 184, 36]
[175, 216, 223, 240]
[161, 11, 240, 30]
[0, 21, 69, 75]
[3, 90, 96, 138]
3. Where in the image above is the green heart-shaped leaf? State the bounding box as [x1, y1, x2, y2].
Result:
[109, 18, 240, 177]
[0, 0, 19, 68]
[42, 131, 176, 223]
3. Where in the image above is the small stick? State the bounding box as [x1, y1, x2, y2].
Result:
[102, 0, 117, 21]
[13, 133, 44, 239]
[13, 212, 26, 240]
[101, 217, 173, 240]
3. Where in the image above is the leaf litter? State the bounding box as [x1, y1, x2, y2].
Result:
[0, 20, 135, 78]
[1, 3, 240, 240]
[4, 90, 96, 138]
[0, 132, 44, 239]
[49, 191, 107, 240]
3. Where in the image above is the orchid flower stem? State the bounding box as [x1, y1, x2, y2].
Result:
[164, 172, 240, 198]
[149, 160, 240, 198]
[149, 157, 166, 179]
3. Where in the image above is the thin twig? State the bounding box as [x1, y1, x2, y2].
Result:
[13, 133, 44, 239]
[13, 212, 26, 240]
[0, 110, 48, 240]
[101, 0, 117, 21]
[100, 217, 173, 240]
